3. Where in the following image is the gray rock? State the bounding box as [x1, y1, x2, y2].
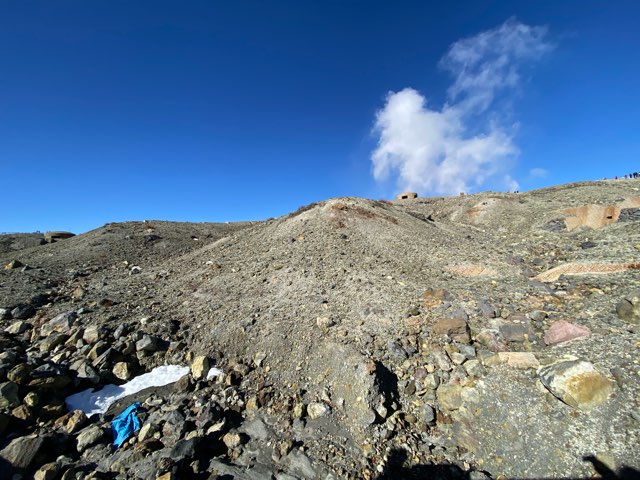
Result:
[108, 447, 148, 474]
[448, 351, 467, 365]
[241, 417, 271, 441]
[209, 459, 251, 478]
[499, 322, 530, 342]
[0, 381, 20, 408]
[0, 308, 11, 319]
[528, 310, 548, 322]
[418, 403, 436, 424]
[41, 311, 77, 336]
[136, 334, 158, 352]
[82, 325, 103, 344]
[169, 437, 199, 461]
[424, 372, 440, 390]
[619, 207, 640, 222]
[5, 320, 29, 335]
[0, 434, 45, 469]
[39, 332, 68, 352]
[463, 359, 485, 377]
[70, 359, 100, 384]
[283, 450, 317, 479]
[451, 364, 627, 478]
[458, 344, 476, 359]
[113, 323, 128, 339]
[448, 307, 469, 322]
[470, 471, 492, 480]
[161, 410, 188, 447]
[478, 299, 498, 318]
[0, 349, 18, 366]
[616, 290, 640, 324]
[76, 425, 105, 453]
[436, 383, 463, 411]
[28, 366, 72, 389]
[33, 462, 59, 480]
[386, 339, 408, 360]
[276, 474, 300, 480]
[11, 304, 36, 320]
[433, 351, 452, 371]
[7, 363, 33, 384]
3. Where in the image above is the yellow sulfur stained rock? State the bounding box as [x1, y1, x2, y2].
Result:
[538, 360, 613, 410]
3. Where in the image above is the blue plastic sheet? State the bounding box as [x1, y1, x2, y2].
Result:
[111, 402, 142, 448]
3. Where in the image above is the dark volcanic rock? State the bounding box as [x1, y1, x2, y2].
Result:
[10, 304, 35, 320]
[0, 434, 46, 470]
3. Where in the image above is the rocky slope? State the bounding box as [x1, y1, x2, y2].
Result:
[0, 180, 639, 479]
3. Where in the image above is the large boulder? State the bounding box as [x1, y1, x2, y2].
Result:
[0, 434, 46, 470]
[538, 360, 613, 410]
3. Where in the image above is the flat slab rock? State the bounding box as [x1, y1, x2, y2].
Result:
[538, 359, 613, 410]
[534, 262, 640, 282]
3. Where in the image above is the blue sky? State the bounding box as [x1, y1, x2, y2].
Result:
[1, 1, 639, 233]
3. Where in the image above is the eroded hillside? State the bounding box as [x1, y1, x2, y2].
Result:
[1, 180, 639, 479]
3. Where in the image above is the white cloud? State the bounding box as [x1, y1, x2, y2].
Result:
[441, 18, 551, 113]
[371, 18, 552, 195]
[529, 167, 548, 178]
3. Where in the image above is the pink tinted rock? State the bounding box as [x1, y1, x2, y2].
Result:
[544, 320, 591, 346]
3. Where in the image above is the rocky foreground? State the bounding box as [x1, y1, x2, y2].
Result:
[0, 180, 639, 479]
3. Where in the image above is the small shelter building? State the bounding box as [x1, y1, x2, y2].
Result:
[396, 192, 418, 200]
[44, 231, 75, 243]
